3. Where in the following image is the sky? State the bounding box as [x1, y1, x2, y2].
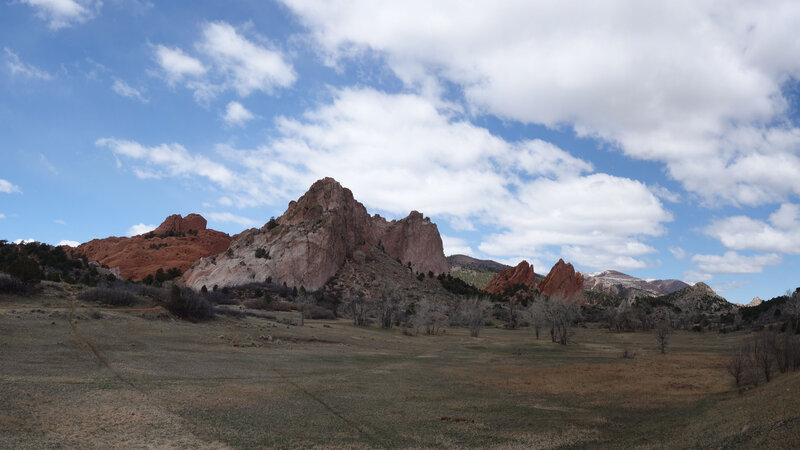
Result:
[1, 0, 800, 303]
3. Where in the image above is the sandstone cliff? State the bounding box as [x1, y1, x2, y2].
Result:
[70, 214, 231, 281]
[484, 260, 537, 295]
[182, 177, 449, 291]
[538, 259, 584, 302]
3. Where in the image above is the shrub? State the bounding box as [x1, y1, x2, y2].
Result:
[270, 301, 295, 312]
[78, 287, 137, 306]
[162, 285, 215, 322]
[8, 257, 43, 283]
[0, 273, 35, 295]
[305, 305, 336, 320]
[244, 297, 271, 310]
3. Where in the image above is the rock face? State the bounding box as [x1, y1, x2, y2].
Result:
[584, 270, 690, 298]
[484, 261, 536, 295]
[747, 297, 763, 307]
[538, 259, 584, 302]
[153, 213, 208, 236]
[70, 214, 231, 281]
[182, 177, 449, 291]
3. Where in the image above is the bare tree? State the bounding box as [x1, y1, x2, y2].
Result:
[295, 293, 316, 327]
[410, 298, 449, 335]
[527, 299, 546, 339]
[727, 346, 748, 388]
[459, 297, 489, 337]
[544, 295, 581, 345]
[654, 322, 671, 354]
[377, 283, 399, 329]
[346, 289, 368, 326]
[753, 332, 774, 382]
[410, 298, 430, 335]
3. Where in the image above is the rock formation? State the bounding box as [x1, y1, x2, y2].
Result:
[484, 260, 536, 295]
[747, 297, 763, 307]
[69, 214, 231, 281]
[182, 177, 449, 291]
[152, 213, 208, 236]
[538, 259, 584, 302]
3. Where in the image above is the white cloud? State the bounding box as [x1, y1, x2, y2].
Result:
[55, 219, 66, 225]
[4, 48, 52, 80]
[682, 270, 713, 284]
[713, 280, 754, 294]
[222, 101, 255, 126]
[57, 239, 80, 247]
[283, 0, 800, 208]
[0, 179, 22, 194]
[112, 78, 148, 102]
[96, 137, 236, 187]
[13, 238, 36, 244]
[205, 212, 259, 228]
[440, 235, 472, 256]
[197, 21, 296, 97]
[0, 214, 5, 219]
[21, 0, 101, 30]
[127, 223, 156, 236]
[669, 247, 686, 260]
[153, 21, 295, 102]
[107, 88, 672, 270]
[705, 203, 800, 254]
[154, 45, 207, 85]
[691, 251, 782, 274]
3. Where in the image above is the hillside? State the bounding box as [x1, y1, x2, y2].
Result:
[584, 270, 689, 298]
[69, 214, 231, 282]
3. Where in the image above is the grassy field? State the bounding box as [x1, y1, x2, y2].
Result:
[1, 285, 798, 448]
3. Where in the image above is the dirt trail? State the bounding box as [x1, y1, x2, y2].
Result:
[64, 297, 229, 448]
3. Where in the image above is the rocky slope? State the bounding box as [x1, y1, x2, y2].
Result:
[69, 214, 231, 281]
[656, 282, 736, 317]
[446, 255, 509, 273]
[484, 260, 537, 295]
[538, 259, 584, 302]
[182, 177, 449, 291]
[584, 270, 689, 298]
[446, 255, 511, 289]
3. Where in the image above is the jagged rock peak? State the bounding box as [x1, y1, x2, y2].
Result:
[538, 258, 584, 302]
[152, 213, 207, 235]
[692, 282, 717, 296]
[747, 297, 763, 307]
[183, 177, 449, 291]
[484, 260, 536, 295]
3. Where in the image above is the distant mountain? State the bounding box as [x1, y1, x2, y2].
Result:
[446, 255, 509, 273]
[447, 255, 511, 289]
[68, 214, 231, 282]
[656, 282, 735, 317]
[584, 270, 689, 298]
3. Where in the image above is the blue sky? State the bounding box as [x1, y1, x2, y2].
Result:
[2, 0, 799, 303]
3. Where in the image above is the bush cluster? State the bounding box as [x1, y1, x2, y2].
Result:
[0, 273, 35, 295]
[78, 287, 137, 306]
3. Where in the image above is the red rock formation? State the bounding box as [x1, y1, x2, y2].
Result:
[152, 213, 208, 236]
[183, 177, 450, 291]
[70, 214, 231, 281]
[538, 259, 584, 302]
[484, 260, 536, 295]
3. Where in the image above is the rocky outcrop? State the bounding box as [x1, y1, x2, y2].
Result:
[152, 213, 208, 236]
[182, 177, 449, 291]
[484, 261, 536, 295]
[747, 297, 763, 307]
[538, 259, 584, 302]
[69, 214, 231, 281]
[649, 279, 691, 295]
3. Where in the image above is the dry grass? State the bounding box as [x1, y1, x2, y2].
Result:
[1, 284, 798, 448]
